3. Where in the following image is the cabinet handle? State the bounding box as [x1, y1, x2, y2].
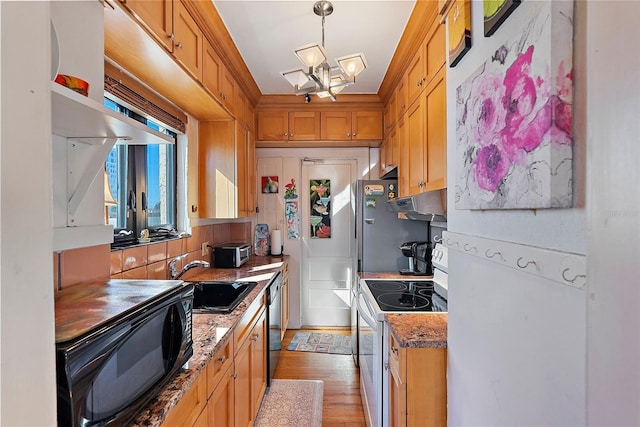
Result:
[252, 333, 260, 341]
[169, 33, 175, 41]
[232, 372, 238, 379]
[176, 42, 183, 49]
[219, 355, 226, 363]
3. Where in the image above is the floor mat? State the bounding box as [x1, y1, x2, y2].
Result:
[255, 379, 323, 427]
[286, 331, 352, 355]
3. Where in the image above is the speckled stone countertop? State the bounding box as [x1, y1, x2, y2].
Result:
[385, 313, 448, 349]
[129, 255, 288, 427]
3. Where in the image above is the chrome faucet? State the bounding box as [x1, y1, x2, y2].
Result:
[169, 255, 210, 280]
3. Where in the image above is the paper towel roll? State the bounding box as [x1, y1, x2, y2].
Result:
[271, 229, 282, 255]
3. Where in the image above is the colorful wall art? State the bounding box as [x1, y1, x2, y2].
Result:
[484, 0, 521, 37]
[310, 179, 331, 238]
[455, 1, 574, 209]
[285, 201, 300, 239]
[448, 0, 472, 67]
[261, 176, 279, 193]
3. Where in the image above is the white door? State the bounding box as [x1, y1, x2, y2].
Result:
[300, 159, 356, 327]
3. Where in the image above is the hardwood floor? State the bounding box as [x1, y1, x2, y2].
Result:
[274, 329, 367, 427]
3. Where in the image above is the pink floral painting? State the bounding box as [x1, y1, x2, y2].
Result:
[455, 2, 573, 209]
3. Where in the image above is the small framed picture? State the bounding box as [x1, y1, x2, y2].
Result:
[262, 176, 279, 193]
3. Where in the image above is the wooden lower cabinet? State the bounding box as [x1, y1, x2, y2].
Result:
[388, 334, 447, 427]
[163, 293, 268, 427]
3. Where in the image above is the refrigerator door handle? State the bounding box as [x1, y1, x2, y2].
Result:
[364, 218, 375, 224]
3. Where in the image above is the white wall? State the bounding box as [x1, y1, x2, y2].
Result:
[445, 1, 588, 425]
[586, 2, 640, 424]
[0, 2, 57, 425]
[256, 147, 371, 328]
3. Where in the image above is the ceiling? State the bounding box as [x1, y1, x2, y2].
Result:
[212, 0, 417, 96]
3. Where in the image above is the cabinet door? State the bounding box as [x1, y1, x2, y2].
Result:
[426, 22, 446, 83]
[236, 124, 249, 218]
[396, 77, 408, 119]
[406, 99, 426, 195]
[247, 130, 256, 215]
[379, 138, 389, 177]
[234, 337, 252, 427]
[220, 65, 236, 113]
[406, 45, 425, 106]
[321, 111, 352, 140]
[250, 310, 267, 417]
[123, 0, 173, 52]
[198, 121, 236, 218]
[289, 111, 320, 141]
[281, 280, 289, 339]
[397, 117, 410, 196]
[389, 362, 406, 427]
[352, 111, 383, 140]
[257, 111, 289, 141]
[203, 40, 222, 100]
[207, 367, 235, 427]
[173, 0, 203, 80]
[424, 70, 447, 191]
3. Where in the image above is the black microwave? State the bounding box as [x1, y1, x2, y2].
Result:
[55, 280, 194, 426]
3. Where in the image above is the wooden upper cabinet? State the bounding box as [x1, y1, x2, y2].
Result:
[236, 90, 247, 129]
[257, 111, 289, 141]
[396, 77, 407, 119]
[121, 0, 173, 52]
[352, 111, 383, 140]
[406, 17, 446, 108]
[219, 65, 236, 113]
[424, 70, 447, 191]
[426, 22, 446, 83]
[289, 111, 321, 140]
[203, 40, 223, 99]
[173, 0, 203, 80]
[321, 111, 351, 140]
[406, 46, 426, 106]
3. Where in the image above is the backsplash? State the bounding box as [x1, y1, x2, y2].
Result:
[54, 222, 252, 290]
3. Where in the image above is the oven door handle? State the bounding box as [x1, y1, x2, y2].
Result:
[357, 292, 378, 330]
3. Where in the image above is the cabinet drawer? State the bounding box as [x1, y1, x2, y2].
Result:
[162, 373, 207, 426]
[206, 338, 233, 397]
[234, 293, 265, 353]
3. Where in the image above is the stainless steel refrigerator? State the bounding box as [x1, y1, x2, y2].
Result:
[354, 179, 427, 273]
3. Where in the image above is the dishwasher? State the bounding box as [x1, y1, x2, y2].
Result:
[266, 271, 283, 386]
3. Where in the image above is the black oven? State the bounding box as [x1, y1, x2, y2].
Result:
[55, 281, 194, 427]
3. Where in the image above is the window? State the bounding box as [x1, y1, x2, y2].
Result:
[104, 97, 178, 246]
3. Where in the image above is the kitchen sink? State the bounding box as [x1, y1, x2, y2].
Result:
[191, 281, 258, 314]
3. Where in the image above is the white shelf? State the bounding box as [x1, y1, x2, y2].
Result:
[51, 82, 173, 145]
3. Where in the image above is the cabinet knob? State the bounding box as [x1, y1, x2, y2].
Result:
[176, 42, 183, 49]
[232, 372, 238, 379]
[284, 132, 288, 136]
[353, 132, 357, 137]
[169, 33, 175, 41]
[384, 363, 390, 371]
[347, 132, 351, 137]
[219, 355, 226, 363]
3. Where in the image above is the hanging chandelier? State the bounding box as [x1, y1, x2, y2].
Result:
[281, 0, 367, 102]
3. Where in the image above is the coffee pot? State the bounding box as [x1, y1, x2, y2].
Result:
[399, 241, 419, 274]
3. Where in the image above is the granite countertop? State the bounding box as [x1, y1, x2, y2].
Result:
[385, 313, 448, 349]
[128, 255, 288, 427]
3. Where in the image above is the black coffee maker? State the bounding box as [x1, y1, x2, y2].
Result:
[399, 241, 433, 275]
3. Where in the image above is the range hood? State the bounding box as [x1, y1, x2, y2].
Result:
[387, 189, 447, 222]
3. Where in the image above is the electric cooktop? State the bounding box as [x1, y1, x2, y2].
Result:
[363, 280, 447, 312]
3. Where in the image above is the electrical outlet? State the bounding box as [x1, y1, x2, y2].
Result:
[201, 242, 210, 257]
